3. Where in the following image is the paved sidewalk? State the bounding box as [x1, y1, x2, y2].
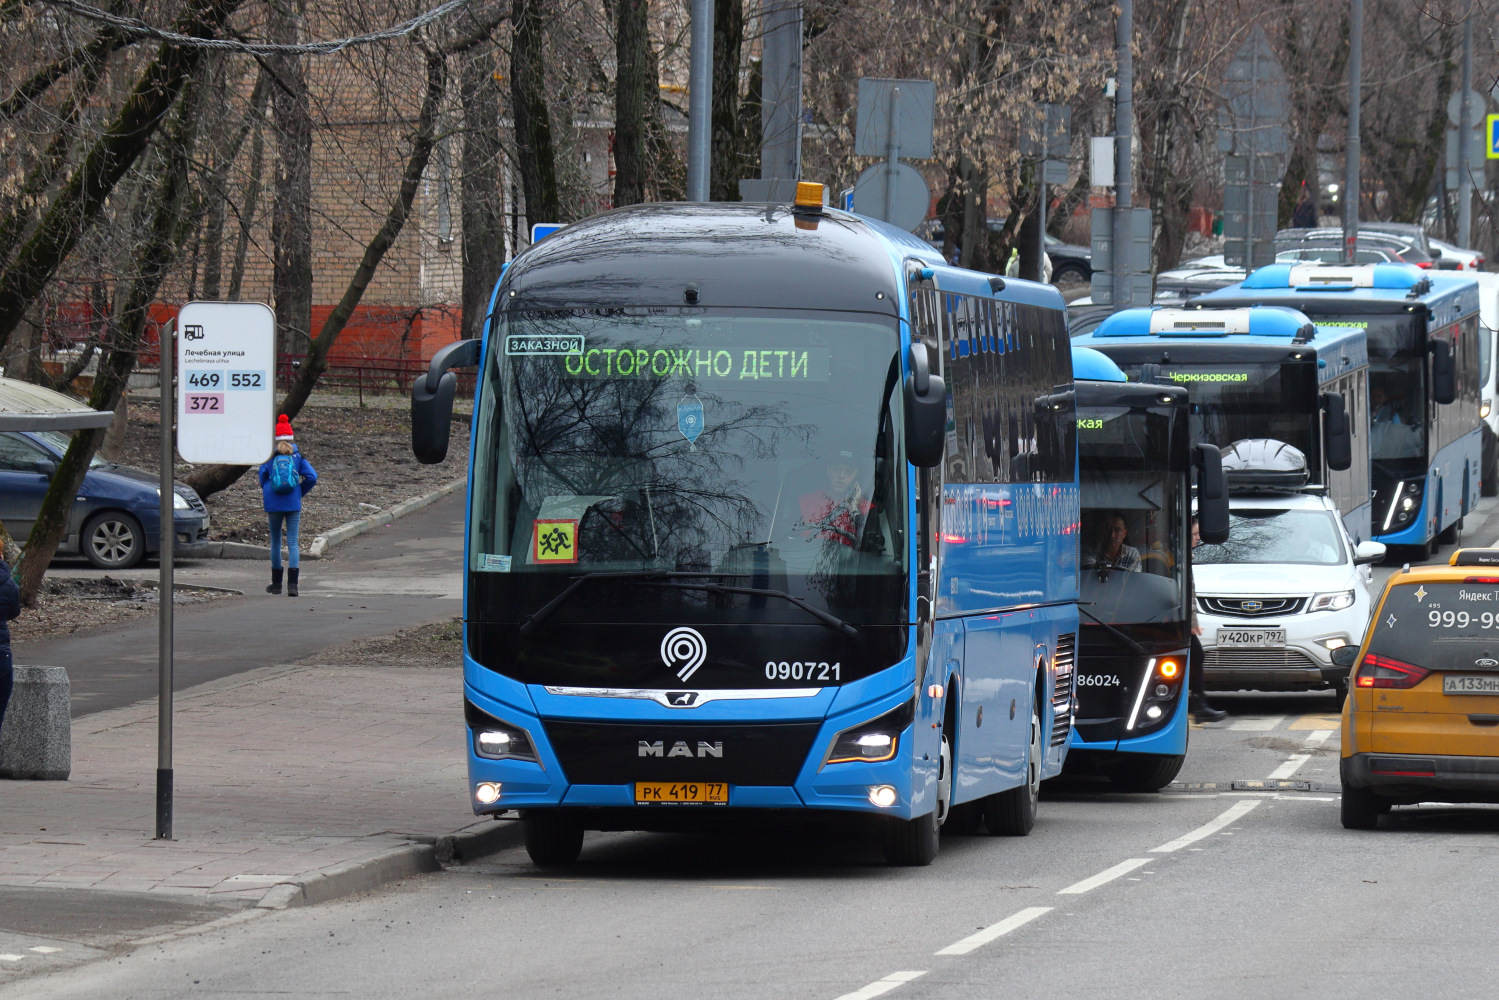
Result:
[0, 658, 507, 907]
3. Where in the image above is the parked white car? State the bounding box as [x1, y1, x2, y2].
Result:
[1429, 237, 1484, 271]
[1194, 491, 1384, 700]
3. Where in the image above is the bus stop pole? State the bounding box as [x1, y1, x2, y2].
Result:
[1457, 0, 1473, 249]
[685, 0, 714, 201]
[156, 322, 174, 840]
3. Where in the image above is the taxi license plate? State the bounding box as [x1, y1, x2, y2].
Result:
[1443, 674, 1499, 695]
[634, 781, 729, 805]
[1216, 629, 1287, 647]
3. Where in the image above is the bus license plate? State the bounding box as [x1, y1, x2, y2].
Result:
[1443, 674, 1499, 695]
[1216, 629, 1286, 647]
[635, 782, 729, 805]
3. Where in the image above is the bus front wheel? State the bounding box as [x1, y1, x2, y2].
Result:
[1109, 754, 1185, 792]
[881, 733, 948, 866]
[522, 810, 585, 865]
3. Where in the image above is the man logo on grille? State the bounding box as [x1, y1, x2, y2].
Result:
[660, 627, 707, 682]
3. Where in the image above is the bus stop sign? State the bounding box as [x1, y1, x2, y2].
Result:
[176, 301, 276, 465]
[1488, 114, 1499, 158]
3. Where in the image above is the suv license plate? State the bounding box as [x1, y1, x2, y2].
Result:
[635, 781, 729, 805]
[1443, 674, 1499, 695]
[1216, 629, 1287, 647]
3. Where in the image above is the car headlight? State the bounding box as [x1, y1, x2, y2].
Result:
[1310, 590, 1356, 612]
[824, 700, 914, 766]
[172, 492, 190, 510]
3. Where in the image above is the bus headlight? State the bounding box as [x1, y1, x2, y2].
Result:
[1382, 478, 1424, 531]
[824, 700, 914, 766]
[473, 724, 538, 762]
[1483, 399, 1492, 419]
[1310, 590, 1356, 612]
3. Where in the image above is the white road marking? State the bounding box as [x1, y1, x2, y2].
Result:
[1230, 716, 1285, 731]
[1305, 729, 1335, 745]
[0, 955, 24, 962]
[1151, 800, 1261, 853]
[935, 907, 1052, 955]
[27, 947, 60, 955]
[1267, 754, 1312, 780]
[1057, 858, 1151, 895]
[834, 971, 927, 1000]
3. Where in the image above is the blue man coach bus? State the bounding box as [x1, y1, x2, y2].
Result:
[1193, 264, 1480, 555]
[1067, 347, 1228, 790]
[410, 193, 1080, 866]
[1073, 303, 1369, 542]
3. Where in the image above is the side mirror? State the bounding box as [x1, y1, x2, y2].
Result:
[1193, 442, 1230, 544]
[1330, 644, 1359, 669]
[412, 338, 481, 464]
[1430, 337, 1457, 405]
[1353, 540, 1387, 565]
[1321, 391, 1352, 471]
[903, 342, 946, 468]
[1431, 246, 1444, 258]
[32, 459, 56, 478]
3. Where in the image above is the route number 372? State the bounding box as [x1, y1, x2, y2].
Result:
[765, 661, 840, 681]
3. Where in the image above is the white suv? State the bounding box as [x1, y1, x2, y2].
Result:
[1194, 491, 1384, 698]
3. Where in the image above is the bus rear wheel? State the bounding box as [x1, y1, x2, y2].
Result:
[1109, 754, 1185, 793]
[984, 698, 1041, 835]
[522, 810, 585, 865]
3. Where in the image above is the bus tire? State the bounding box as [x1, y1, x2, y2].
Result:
[1109, 754, 1185, 792]
[522, 810, 585, 865]
[881, 808, 939, 866]
[984, 698, 1041, 836]
[943, 801, 983, 836]
[1340, 786, 1382, 830]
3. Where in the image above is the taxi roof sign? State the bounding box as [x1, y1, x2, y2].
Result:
[1450, 548, 1499, 566]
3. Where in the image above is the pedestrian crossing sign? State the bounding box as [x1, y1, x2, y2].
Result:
[532, 519, 578, 564]
[1489, 115, 1499, 159]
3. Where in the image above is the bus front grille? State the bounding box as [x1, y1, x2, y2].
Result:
[1051, 632, 1076, 747]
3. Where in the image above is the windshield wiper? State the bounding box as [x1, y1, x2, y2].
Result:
[642, 580, 859, 639]
[1077, 605, 1148, 655]
[519, 570, 678, 635]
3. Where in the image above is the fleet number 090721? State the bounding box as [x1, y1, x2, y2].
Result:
[765, 661, 840, 681]
[1428, 611, 1499, 629]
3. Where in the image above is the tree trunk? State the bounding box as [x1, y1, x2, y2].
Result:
[229, 115, 268, 301]
[460, 42, 507, 341]
[187, 51, 451, 499]
[16, 85, 206, 606]
[709, 0, 746, 201]
[1016, 193, 1041, 281]
[511, 0, 560, 231]
[0, 0, 241, 357]
[615, 0, 650, 207]
[0, 517, 19, 566]
[269, 0, 313, 358]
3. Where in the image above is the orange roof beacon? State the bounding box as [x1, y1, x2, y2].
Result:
[1339, 548, 1499, 828]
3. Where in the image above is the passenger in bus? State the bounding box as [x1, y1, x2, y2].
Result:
[1083, 512, 1142, 572]
[798, 451, 871, 548]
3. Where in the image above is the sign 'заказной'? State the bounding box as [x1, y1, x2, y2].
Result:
[175, 301, 276, 465]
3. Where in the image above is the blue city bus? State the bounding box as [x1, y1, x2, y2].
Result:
[410, 198, 1080, 866]
[1073, 304, 1369, 542]
[1194, 264, 1480, 555]
[1067, 346, 1228, 790]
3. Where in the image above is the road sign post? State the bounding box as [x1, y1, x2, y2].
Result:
[156, 302, 276, 840]
[853, 78, 934, 231]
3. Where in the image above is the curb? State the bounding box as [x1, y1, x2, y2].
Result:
[305, 478, 466, 559]
[255, 817, 523, 910]
[179, 540, 272, 560]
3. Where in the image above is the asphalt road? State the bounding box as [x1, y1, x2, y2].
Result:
[4, 697, 1496, 999]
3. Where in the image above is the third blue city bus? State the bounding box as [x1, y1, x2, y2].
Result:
[411, 194, 1079, 866]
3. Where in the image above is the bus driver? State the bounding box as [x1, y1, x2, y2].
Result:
[798, 451, 871, 548]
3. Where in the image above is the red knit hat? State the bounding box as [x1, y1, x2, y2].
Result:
[274, 414, 294, 441]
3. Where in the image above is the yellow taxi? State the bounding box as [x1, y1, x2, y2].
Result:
[1339, 548, 1499, 829]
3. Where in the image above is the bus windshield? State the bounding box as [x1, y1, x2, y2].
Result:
[1077, 403, 1188, 625]
[468, 308, 908, 625]
[1158, 361, 1319, 461]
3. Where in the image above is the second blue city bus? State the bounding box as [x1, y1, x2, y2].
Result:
[1067, 347, 1228, 790]
[411, 193, 1079, 866]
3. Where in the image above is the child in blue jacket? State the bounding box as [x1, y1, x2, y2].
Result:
[258, 414, 318, 596]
